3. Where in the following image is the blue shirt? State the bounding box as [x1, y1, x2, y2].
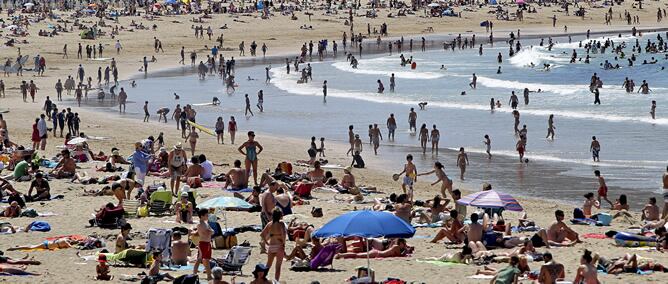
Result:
[131, 150, 151, 173]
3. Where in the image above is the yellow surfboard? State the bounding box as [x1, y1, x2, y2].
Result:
[186, 120, 215, 136]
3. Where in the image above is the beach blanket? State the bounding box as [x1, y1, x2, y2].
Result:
[583, 233, 607, 239]
[162, 264, 204, 272]
[416, 259, 462, 267]
[224, 187, 253, 193]
[202, 182, 226, 189]
[467, 275, 494, 279]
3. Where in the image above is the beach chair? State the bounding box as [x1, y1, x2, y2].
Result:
[310, 243, 342, 270]
[93, 205, 125, 228]
[145, 228, 173, 265]
[123, 200, 140, 218]
[220, 246, 252, 275]
[148, 190, 173, 216]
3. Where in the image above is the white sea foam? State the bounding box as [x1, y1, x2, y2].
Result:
[331, 57, 446, 79]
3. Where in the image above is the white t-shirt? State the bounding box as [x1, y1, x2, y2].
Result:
[201, 160, 213, 181]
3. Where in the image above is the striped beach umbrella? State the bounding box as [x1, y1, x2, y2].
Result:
[456, 190, 523, 212]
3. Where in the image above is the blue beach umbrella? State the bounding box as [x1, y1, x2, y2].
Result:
[313, 210, 415, 275]
[164, 0, 177, 5]
[456, 190, 523, 212]
[198, 196, 252, 209]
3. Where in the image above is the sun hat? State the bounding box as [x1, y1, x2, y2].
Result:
[252, 263, 269, 278]
[344, 166, 352, 173]
[98, 254, 107, 263]
[181, 191, 189, 198]
[173, 143, 183, 150]
[112, 150, 120, 156]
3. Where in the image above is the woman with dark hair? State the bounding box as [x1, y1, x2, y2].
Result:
[260, 208, 286, 281]
[418, 161, 454, 199]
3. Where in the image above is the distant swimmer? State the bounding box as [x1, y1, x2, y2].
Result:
[408, 108, 417, 133]
[212, 97, 220, 106]
[483, 135, 491, 159]
[497, 66, 502, 74]
[377, 79, 385, 93]
[590, 136, 601, 162]
[546, 114, 555, 140]
[131, 80, 137, 87]
[650, 100, 656, 119]
[469, 73, 477, 89]
[174, 92, 180, 100]
[460, 91, 467, 96]
[247, 76, 255, 81]
[418, 102, 428, 110]
[440, 65, 447, 70]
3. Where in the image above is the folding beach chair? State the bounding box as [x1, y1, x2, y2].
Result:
[149, 190, 173, 216]
[219, 246, 252, 275]
[145, 228, 173, 265]
[310, 243, 342, 270]
[123, 200, 140, 218]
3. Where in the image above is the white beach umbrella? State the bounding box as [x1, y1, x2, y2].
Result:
[67, 137, 88, 145]
[24, 3, 35, 7]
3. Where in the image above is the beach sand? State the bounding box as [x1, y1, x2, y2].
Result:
[1, 2, 668, 283]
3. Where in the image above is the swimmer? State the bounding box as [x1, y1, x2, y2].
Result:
[247, 76, 255, 81]
[174, 93, 180, 100]
[130, 80, 137, 87]
[212, 97, 220, 106]
[418, 102, 428, 110]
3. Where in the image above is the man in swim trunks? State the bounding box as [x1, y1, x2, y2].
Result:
[396, 154, 417, 203]
[193, 208, 213, 280]
[408, 108, 417, 133]
[589, 136, 600, 162]
[371, 124, 382, 155]
[386, 114, 397, 141]
[595, 170, 613, 208]
[547, 210, 581, 247]
[346, 125, 355, 156]
[26, 172, 50, 202]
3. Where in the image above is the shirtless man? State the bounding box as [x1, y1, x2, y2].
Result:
[547, 210, 581, 246]
[456, 147, 469, 180]
[546, 114, 555, 140]
[465, 213, 484, 243]
[171, 232, 190, 265]
[386, 114, 397, 141]
[663, 166, 668, 219]
[589, 136, 601, 162]
[509, 91, 519, 110]
[117, 88, 127, 113]
[573, 250, 598, 284]
[430, 125, 440, 154]
[396, 154, 417, 203]
[115, 223, 133, 253]
[370, 124, 382, 155]
[193, 208, 213, 280]
[408, 108, 417, 133]
[595, 170, 613, 208]
[224, 160, 247, 190]
[642, 197, 660, 222]
[50, 149, 76, 179]
[430, 210, 465, 243]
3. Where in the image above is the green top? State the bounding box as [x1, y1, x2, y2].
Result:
[13, 161, 29, 179]
[495, 265, 520, 284]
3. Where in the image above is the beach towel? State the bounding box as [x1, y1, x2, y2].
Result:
[26, 221, 51, 232]
[413, 222, 442, 228]
[511, 226, 540, 233]
[583, 233, 607, 239]
[201, 182, 226, 189]
[417, 259, 461, 267]
[224, 187, 253, 193]
[162, 264, 204, 272]
[467, 274, 494, 279]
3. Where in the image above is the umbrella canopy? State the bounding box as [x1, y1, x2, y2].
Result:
[313, 210, 415, 239]
[24, 3, 35, 7]
[67, 137, 87, 145]
[164, 0, 178, 4]
[456, 190, 523, 212]
[198, 196, 252, 209]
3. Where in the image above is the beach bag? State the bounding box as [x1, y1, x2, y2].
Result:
[27, 221, 51, 232]
[294, 183, 313, 198]
[311, 207, 323, 218]
[138, 205, 149, 217]
[573, 208, 585, 219]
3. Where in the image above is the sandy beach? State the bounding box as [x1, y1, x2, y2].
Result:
[2, 1, 668, 283]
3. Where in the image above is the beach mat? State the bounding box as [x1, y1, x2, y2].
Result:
[201, 182, 225, 189]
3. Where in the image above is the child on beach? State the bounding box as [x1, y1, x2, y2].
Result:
[96, 254, 111, 281]
[595, 170, 613, 208]
[318, 137, 326, 157]
[582, 192, 600, 218]
[148, 250, 174, 282]
[396, 154, 417, 203]
[193, 208, 213, 280]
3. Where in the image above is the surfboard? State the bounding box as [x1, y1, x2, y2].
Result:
[186, 120, 215, 136]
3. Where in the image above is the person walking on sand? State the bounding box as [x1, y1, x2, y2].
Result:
[546, 114, 556, 140]
[193, 208, 213, 281]
[228, 116, 237, 144]
[595, 170, 613, 208]
[215, 117, 225, 144]
[244, 94, 254, 117]
[589, 136, 600, 162]
[346, 125, 355, 156]
[484, 135, 491, 159]
[238, 131, 263, 186]
[143, 101, 150, 122]
[430, 124, 440, 154]
[396, 154, 417, 203]
[371, 124, 382, 155]
[408, 108, 417, 133]
[387, 114, 397, 141]
[186, 126, 199, 156]
[457, 147, 469, 180]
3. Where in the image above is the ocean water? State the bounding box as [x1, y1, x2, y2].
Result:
[89, 32, 668, 207]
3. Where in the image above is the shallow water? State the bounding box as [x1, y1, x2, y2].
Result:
[86, 32, 668, 207]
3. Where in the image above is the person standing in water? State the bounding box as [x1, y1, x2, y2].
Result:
[322, 80, 327, 99]
[456, 147, 469, 180]
[430, 124, 440, 154]
[389, 73, 396, 92]
[238, 131, 263, 186]
[590, 136, 601, 162]
[386, 114, 397, 141]
[244, 94, 254, 117]
[509, 91, 519, 110]
[523, 88, 530, 105]
[595, 170, 613, 208]
[256, 90, 264, 112]
[377, 79, 385, 93]
[483, 135, 491, 159]
[419, 124, 429, 154]
[650, 100, 656, 119]
[408, 108, 417, 133]
[512, 110, 521, 134]
[469, 73, 477, 89]
[593, 88, 601, 105]
[143, 101, 150, 122]
[546, 114, 556, 140]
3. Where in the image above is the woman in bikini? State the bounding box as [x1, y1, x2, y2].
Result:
[7, 238, 72, 251]
[418, 161, 453, 199]
[185, 126, 199, 156]
[238, 131, 263, 186]
[260, 208, 286, 281]
[228, 116, 237, 144]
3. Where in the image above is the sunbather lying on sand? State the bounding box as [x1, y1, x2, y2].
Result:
[335, 238, 410, 259]
[7, 238, 73, 251]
